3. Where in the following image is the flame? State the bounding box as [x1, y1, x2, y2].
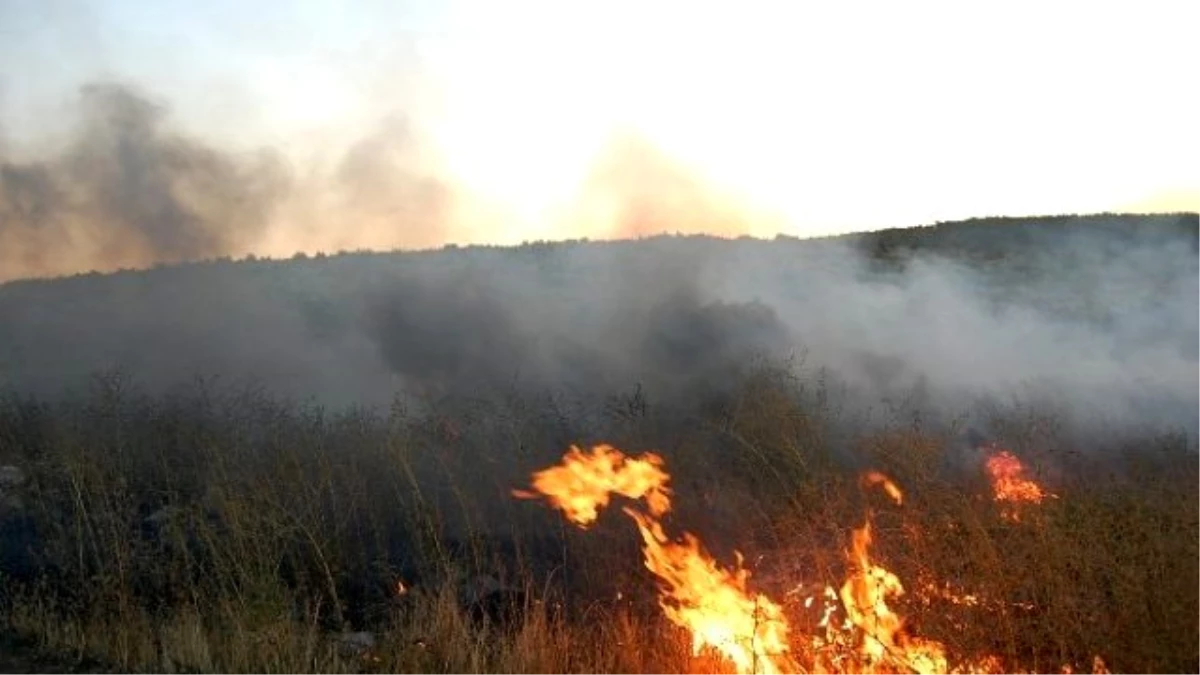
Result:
[861, 470, 904, 506]
[514, 443, 794, 674]
[511, 443, 672, 527]
[625, 508, 794, 674]
[838, 519, 949, 674]
[982, 447, 1054, 521]
[825, 473, 952, 674]
[515, 445, 1101, 674]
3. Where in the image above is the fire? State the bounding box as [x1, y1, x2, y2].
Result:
[511, 443, 672, 526]
[810, 472, 953, 674]
[982, 447, 1054, 521]
[514, 444, 795, 674]
[838, 519, 949, 674]
[515, 444, 1100, 674]
[626, 509, 794, 674]
[861, 470, 904, 506]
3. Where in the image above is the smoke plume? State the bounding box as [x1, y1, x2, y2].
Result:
[0, 82, 762, 282]
[0, 84, 290, 280]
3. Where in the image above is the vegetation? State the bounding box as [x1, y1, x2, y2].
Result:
[0, 364, 1195, 673]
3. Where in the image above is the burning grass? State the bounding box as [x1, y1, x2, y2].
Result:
[0, 368, 1196, 673]
[516, 444, 794, 674]
[981, 445, 1055, 522]
[511, 444, 1118, 674]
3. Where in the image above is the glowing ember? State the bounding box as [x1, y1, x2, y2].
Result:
[917, 578, 981, 608]
[983, 448, 1054, 521]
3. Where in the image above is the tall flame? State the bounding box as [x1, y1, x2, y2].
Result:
[514, 444, 795, 674]
[839, 519, 949, 674]
[626, 509, 794, 674]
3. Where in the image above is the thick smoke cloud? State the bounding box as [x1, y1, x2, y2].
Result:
[697, 219, 1199, 438]
[4, 213, 1191, 450]
[1, 212, 1194, 425]
[363, 239, 792, 405]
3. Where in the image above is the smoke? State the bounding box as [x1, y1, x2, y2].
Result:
[0, 81, 467, 281]
[1, 208, 1194, 447]
[0, 83, 764, 282]
[0, 83, 289, 279]
[699, 217, 1199, 438]
[0, 81, 1194, 444]
[363, 238, 792, 404]
[331, 116, 453, 250]
[2, 209, 1195, 447]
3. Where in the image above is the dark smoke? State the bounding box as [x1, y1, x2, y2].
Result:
[0, 82, 461, 281]
[367, 272, 535, 395]
[363, 242, 793, 403]
[66, 84, 287, 260]
[0, 83, 289, 278]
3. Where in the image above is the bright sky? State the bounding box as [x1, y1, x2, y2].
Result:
[1, 0, 1197, 249]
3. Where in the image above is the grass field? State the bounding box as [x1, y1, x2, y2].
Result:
[0, 362, 1195, 674]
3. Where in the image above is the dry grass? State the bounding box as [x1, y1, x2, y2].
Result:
[0, 367, 1195, 673]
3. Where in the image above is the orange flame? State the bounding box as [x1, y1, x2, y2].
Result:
[626, 508, 794, 674]
[511, 443, 671, 526]
[516, 446, 1099, 674]
[514, 443, 794, 674]
[839, 519, 949, 674]
[861, 470, 904, 506]
[796, 472, 1015, 674]
[983, 448, 1054, 521]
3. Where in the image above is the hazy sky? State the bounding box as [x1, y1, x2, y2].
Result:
[1, 0, 1197, 257]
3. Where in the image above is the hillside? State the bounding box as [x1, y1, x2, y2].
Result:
[0, 212, 1195, 434]
[0, 212, 1196, 673]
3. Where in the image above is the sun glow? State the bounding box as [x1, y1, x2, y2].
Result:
[2, 0, 1194, 279]
[417, 0, 1197, 244]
